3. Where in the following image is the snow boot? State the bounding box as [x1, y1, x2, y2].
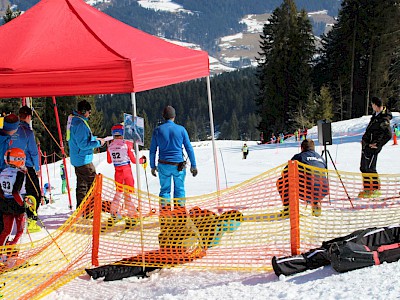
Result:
[27, 219, 41, 233]
[101, 216, 118, 233]
[312, 202, 321, 217]
[279, 206, 289, 218]
[124, 218, 138, 230]
[357, 190, 382, 199]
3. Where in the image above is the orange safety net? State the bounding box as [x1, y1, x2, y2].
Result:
[0, 162, 399, 299]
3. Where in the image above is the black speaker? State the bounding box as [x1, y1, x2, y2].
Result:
[317, 120, 332, 145]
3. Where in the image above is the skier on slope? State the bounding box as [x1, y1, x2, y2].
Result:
[0, 148, 32, 247]
[103, 124, 146, 231]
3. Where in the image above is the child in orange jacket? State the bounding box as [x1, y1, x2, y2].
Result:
[0, 148, 28, 247]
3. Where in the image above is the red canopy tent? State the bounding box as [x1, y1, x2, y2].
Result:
[0, 0, 221, 209]
[0, 0, 209, 97]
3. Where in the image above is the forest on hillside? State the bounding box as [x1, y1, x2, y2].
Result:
[95, 68, 260, 147]
[7, 0, 340, 52]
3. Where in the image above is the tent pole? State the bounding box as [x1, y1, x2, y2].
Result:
[52, 96, 73, 210]
[206, 76, 221, 204]
[131, 92, 145, 269]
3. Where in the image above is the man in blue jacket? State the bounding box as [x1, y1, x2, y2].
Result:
[0, 114, 20, 173]
[68, 100, 105, 209]
[11, 106, 42, 232]
[150, 106, 198, 209]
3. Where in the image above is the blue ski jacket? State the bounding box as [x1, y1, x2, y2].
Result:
[11, 121, 40, 171]
[68, 111, 100, 167]
[0, 132, 12, 172]
[150, 120, 196, 169]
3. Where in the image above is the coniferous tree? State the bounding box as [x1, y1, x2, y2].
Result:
[315, 0, 400, 119]
[2, 5, 21, 24]
[255, 0, 315, 139]
[230, 111, 239, 140]
[315, 86, 334, 122]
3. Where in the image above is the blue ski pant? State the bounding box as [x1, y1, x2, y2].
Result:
[158, 163, 186, 208]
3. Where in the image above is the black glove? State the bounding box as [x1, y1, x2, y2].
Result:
[190, 167, 198, 177]
[151, 167, 157, 177]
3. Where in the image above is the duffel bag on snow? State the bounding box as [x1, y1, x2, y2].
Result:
[272, 247, 330, 276]
[329, 241, 375, 273]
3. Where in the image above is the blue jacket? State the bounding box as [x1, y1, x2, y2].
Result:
[68, 111, 100, 167]
[0, 132, 12, 172]
[11, 121, 40, 171]
[150, 120, 196, 169]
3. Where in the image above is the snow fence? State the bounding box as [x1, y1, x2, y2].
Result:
[0, 160, 399, 299]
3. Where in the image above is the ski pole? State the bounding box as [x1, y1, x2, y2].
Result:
[143, 163, 156, 214]
[35, 216, 69, 262]
[24, 196, 69, 262]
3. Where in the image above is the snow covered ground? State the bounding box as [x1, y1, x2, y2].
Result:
[23, 113, 400, 299]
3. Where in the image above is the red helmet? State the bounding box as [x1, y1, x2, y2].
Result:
[4, 148, 26, 168]
[111, 124, 124, 136]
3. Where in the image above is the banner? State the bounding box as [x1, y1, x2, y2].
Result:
[123, 113, 144, 146]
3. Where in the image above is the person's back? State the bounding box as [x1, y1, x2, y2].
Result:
[150, 106, 197, 209]
[152, 121, 194, 163]
[277, 139, 328, 217]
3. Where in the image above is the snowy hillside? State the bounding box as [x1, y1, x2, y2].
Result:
[24, 112, 399, 299]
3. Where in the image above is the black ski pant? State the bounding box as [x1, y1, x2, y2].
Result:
[360, 147, 380, 190]
[74, 163, 96, 208]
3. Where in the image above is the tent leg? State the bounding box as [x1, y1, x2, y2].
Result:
[206, 76, 221, 205]
[52, 96, 73, 210]
[131, 92, 146, 270]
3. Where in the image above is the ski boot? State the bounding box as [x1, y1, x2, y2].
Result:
[101, 216, 118, 233]
[27, 219, 41, 233]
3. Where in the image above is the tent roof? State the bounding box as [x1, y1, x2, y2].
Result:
[0, 0, 209, 98]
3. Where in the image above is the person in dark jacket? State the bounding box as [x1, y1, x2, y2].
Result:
[149, 106, 197, 210]
[358, 96, 392, 198]
[277, 139, 329, 217]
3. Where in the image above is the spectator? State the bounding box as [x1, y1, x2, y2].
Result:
[11, 106, 41, 232]
[358, 96, 392, 198]
[242, 143, 249, 159]
[60, 163, 67, 194]
[276, 139, 329, 217]
[150, 106, 197, 210]
[294, 129, 299, 141]
[67, 100, 105, 210]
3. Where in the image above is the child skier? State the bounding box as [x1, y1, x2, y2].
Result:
[0, 148, 30, 246]
[104, 124, 146, 231]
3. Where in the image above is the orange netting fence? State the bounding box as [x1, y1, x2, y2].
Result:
[0, 161, 399, 299]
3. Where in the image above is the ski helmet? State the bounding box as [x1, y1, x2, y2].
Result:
[111, 124, 124, 136]
[4, 148, 26, 168]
